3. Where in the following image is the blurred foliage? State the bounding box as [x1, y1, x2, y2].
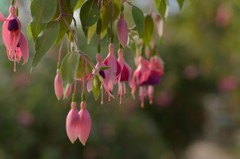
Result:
[0, 0, 239, 159]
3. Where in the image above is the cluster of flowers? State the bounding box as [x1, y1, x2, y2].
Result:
[0, 0, 165, 146]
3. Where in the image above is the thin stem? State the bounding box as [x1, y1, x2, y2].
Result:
[149, 1, 155, 15]
[58, 0, 63, 15]
[58, 40, 63, 63]
[62, 16, 95, 68]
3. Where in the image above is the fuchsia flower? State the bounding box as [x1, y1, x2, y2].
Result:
[54, 69, 64, 100]
[87, 54, 111, 104]
[117, 49, 132, 104]
[78, 101, 91, 146]
[117, 13, 128, 48]
[104, 44, 121, 101]
[66, 102, 81, 143]
[132, 56, 164, 107]
[0, 5, 29, 71]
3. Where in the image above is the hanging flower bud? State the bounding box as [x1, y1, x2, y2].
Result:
[65, 84, 72, 99]
[117, 49, 132, 104]
[79, 101, 91, 146]
[54, 69, 63, 100]
[66, 102, 81, 144]
[117, 13, 128, 48]
[104, 44, 121, 100]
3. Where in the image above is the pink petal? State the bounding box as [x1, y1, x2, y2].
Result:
[0, 12, 7, 21]
[117, 17, 128, 48]
[19, 32, 29, 64]
[79, 102, 91, 146]
[66, 104, 81, 144]
[2, 15, 21, 53]
[54, 71, 63, 100]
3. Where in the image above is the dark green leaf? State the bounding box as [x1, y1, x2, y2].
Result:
[61, 52, 80, 95]
[142, 15, 154, 47]
[132, 6, 145, 37]
[30, 0, 57, 41]
[80, 0, 101, 37]
[177, 0, 184, 9]
[92, 75, 101, 100]
[32, 22, 60, 67]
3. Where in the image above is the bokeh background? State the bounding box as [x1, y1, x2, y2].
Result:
[0, 0, 240, 159]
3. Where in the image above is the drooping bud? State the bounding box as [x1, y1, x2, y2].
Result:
[117, 14, 128, 48]
[79, 101, 91, 146]
[54, 69, 63, 100]
[66, 102, 81, 144]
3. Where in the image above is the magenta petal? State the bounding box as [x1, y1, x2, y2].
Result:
[79, 104, 91, 146]
[54, 71, 63, 100]
[117, 17, 128, 48]
[0, 12, 7, 21]
[19, 32, 29, 64]
[66, 106, 81, 144]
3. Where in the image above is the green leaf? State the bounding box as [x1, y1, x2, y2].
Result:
[61, 52, 80, 95]
[132, 6, 144, 37]
[92, 75, 101, 100]
[142, 15, 154, 47]
[52, 0, 73, 45]
[77, 56, 93, 79]
[177, 0, 184, 9]
[30, 0, 57, 41]
[80, 0, 101, 37]
[32, 22, 60, 67]
[100, 3, 109, 39]
[72, 0, 84, 10]
[99, 66, 110, 71]
[113, 0, 121, 19]
[88, 23, 97, 44]
[154, 0, 168, 20]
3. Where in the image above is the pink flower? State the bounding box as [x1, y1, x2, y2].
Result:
[0, 5, 28, 71]
[132, 57, 150, 94]
[65, 84, 72, 99]
[104, 44, 121, 101]
[79, 101, 91, 146]
[132, 56, 164, 107]
[117, 13, 128, 48]
[117, 49, 132, 104]
[54, 69, 63, 100]
[148, 56, 164, 86]
[87, 54, 112, 104]
[66, 102, 81, 144]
